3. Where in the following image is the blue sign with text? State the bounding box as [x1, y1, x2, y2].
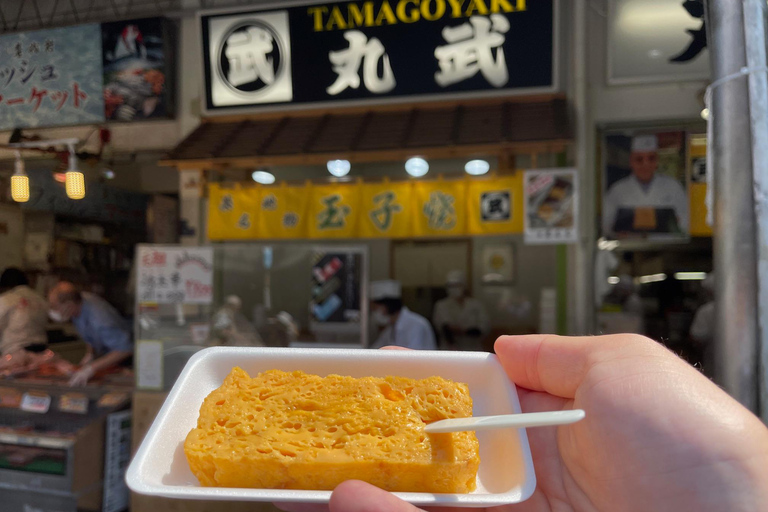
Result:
[0, 24, 106, 130]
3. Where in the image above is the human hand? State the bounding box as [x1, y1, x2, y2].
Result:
[68, 365, 94, 387]
[277, 334, 768, 512]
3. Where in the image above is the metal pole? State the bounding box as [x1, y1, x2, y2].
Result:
[743, 0, 768, 421]
[708, 0, 760, 412]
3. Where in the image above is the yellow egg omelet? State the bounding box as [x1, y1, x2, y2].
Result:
[184, 368, 480, 493]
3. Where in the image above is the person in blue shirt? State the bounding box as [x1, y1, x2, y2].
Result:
[48, 281, 132, 386]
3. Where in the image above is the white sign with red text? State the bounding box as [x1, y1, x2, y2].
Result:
[136, 246, 214, 304]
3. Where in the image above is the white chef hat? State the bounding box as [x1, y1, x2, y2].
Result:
[370, 280, 402, 301]
[446, 270, 466, 286]
[631, 135, 659, 153]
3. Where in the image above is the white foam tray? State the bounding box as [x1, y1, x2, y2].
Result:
[126, 347, 536, 508]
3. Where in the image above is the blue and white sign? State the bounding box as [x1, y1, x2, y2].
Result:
[0, 24, 106, 129]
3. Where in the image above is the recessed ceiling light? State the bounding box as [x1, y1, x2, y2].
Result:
[405, 157, 429, 177]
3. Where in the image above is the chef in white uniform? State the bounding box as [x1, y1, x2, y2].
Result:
[433, 270, 490, 351]
[369, 280, 436, 350]
[603, 135, 689, 237]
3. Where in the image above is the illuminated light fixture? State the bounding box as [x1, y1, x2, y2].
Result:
[635, 273, 667, 285]
[252, 170, 275, 184]
[10, 151, 29, 203]
[405, 157, 429, 177]
[700, 108, 710, 121]
[65, 144, 85, 200]
[607, 276, 620, 285]
[102, 169, 115, 180]
[674, 271, 708, 281]
[465, 159, 490, 176]
[326, 159, 351, 177]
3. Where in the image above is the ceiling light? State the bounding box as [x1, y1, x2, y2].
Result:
[11, 151, 29, 203]
[700, 108, 710, 120]
[465, 159, 490, 176]
[102, 169, 115, 180]
[405, 157, 429, 177]
[607, 276, 620, 285]
[635, 273, 667, 285]
[674, 272, 708, 281]
[326, 159, 351, 177]
[65, 145, 85, 200]
[252, 170, 275, 184]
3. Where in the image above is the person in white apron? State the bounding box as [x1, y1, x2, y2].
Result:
[433, 270, 489, 351]
[603, 135, 689, 237]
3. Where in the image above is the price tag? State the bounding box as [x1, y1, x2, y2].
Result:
[20, 392, 51, 414]
[58, 393, 89, 414]
[98, 392, 129, 408]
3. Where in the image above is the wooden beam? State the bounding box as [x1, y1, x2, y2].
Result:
[199, 93, 568, 124]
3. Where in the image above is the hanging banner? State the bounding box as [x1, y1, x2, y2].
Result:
[0, 24, 106, 129]
[688, 134, 712, 237]
[307, 183, 361, 239]
[466, 174, 524, 235]
[136, 245, 214, 304]
[208, 184, 261, 239]
[200, 0, 555, 113]
[207, 175, 546, 240]
[524, 168, 579, 244]
[257, 184, 310, 238]
[412, 179, 467, 237]
[358, 181, 412, 238]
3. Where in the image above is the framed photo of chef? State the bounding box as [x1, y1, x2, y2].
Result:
[602, 130, 689, 241]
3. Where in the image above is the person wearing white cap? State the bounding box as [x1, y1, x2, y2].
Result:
[432, 270, 489, 351]
[369, 280, 436, 350]
[211, 295, 264, 347]
[603, 135, 689, 237]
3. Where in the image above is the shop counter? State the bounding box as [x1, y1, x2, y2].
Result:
[0, 377, 132, 512]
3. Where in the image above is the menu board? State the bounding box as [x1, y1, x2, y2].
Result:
[136, 246, 214, 304]
[524, 169, 579, 245]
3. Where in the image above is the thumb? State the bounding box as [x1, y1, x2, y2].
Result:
[330, 481, 424, 512]
[494, 333, 662, 399]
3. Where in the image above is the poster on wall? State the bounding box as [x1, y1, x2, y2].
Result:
[136, 246, 214, 304]
[102, 17, 174, 121]
[607, 0, 710, 84]
[200, 0, 555, 113]
[0, 24, 106, 129]
[602, 131, 689, 240]
[524, 168, 578, 245]
[310, 250, 361, 324]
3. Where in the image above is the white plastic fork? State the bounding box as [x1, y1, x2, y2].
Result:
[424, 409, 586, 434]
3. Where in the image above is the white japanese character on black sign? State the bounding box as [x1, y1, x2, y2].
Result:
[435, 14, 510, 88]
[327, 31, 396, 95]
[225, 26, 276, 88]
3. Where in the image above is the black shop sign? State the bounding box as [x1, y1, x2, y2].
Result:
[200, 0, 556, 112]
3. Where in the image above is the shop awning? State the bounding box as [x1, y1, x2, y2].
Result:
[163, 96, 572, 169]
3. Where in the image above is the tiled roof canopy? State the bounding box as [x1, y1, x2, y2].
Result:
[164, 97, 571, 167]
